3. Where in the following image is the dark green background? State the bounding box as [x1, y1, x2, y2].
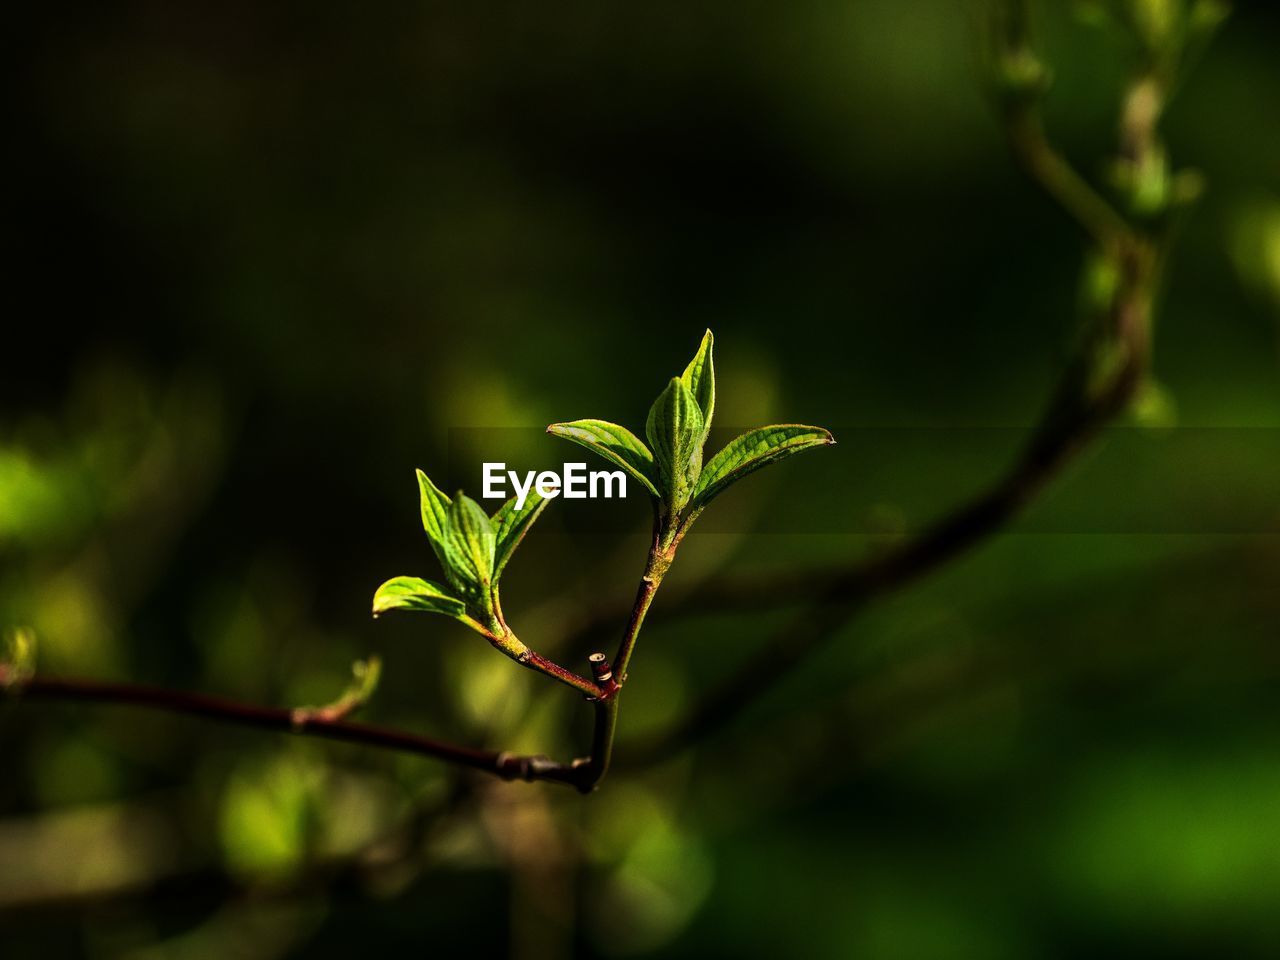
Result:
[3, 1, 1278, 957]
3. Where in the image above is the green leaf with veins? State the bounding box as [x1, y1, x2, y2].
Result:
[680, 329, 715, 443]
[443, 493, 497, 602]
[416, 469, 452, 565]
[491, 489, 548, 579]
[646, 377, 704, 512]
[690, 425, 835, 510]
[546, 419, 660, 499]
[372, 576, 468, 619]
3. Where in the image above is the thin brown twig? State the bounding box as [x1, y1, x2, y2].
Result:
[520, 650, 606, 700]
[3, 673, 597, 790]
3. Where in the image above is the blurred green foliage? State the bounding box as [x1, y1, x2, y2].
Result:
[3, 0, 1278, 957]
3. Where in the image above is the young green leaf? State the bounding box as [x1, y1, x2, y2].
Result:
[691, 424, 834, 510]
[416, 469, 452, 563]
[491, 489, 549, 579]
[443, 493, 497, 593]
[372, 576, 467, 618]
[646, 377, 704, 510]
[546, 419, 661, 498]
[680, 329, 715, 441]
[346, 656, 382, 706]
[292, 656, 383, 725]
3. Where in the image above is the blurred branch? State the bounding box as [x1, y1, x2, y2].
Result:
[626, 0, 1184, 762]
[991, 0, 1131, 249]
[627, 319, 1148, 761]
[1001, 106, 1129, 251]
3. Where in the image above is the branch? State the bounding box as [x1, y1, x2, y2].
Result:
[611, 520, 673, 685]
[626, 2, 1173, 762]
[1001, 109, 1130, 250]
[557, 520, 677, 788]
[2, 672, 604, 791]
[626, 320, 1147, 762]
[571, 653, 622, 792]
[991, 0, 1130, 251]
[519, 649, 607, 700]
[567, 253, 1153, 697]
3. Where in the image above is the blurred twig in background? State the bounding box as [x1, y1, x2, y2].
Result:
[625, 0, 1217, 760]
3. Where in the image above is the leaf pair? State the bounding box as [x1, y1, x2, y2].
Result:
[372, 470, 547, 643]
[548, 329, 833, 528]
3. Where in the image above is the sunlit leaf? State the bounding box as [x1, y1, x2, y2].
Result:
[691, 425, 834, 510]
[416, 468, 452, 563]
[491, 489, 548, 579]
[680, 329, 715, 441]
[371, 576, 466, 618]
[646, 377, 704, 511]
[547, 419, 660, 499]
[444, 493, 496, 594]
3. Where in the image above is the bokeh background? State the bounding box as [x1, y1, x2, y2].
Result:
[4, 0, 1278, 957]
